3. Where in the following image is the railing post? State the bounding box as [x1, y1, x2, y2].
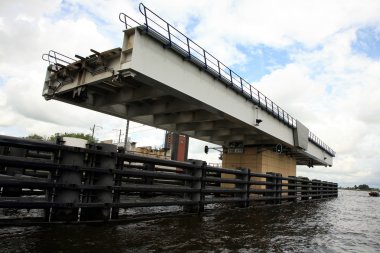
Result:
[143, 5, 149, 32]
[276, 173, 282, 204]
[240, 77, 244, 93]
[333, 183, 338, 197]
[1, 147, 25, 197]
[265, 173, 273, 205]
[217, 60, 221, 79]
[186, 38, 191, 59]
[265, 172, 281, 205]
[183, 159, 204, 213]
[112, 147, 125, 219]
[299, 177, 310, 201]
[167, 23, 171, 47]
[258, 91, 261, 105]
[288, 176, 297, 203]
[236, 168, 249, 208]
[50, 138, 84, 221]
[140, 162, 155, 198]
[203, 50, 207, 69]
[319, 181, 324, 198]
[312, 179, 321, 199]
[265, 97, 268, 110]
[326, 182, 332, 197]
[0, 146, 5, 175]
[321, 181, 328, 199]
[81, 143, 116, 221]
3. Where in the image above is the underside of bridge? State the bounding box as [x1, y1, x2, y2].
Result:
[42, 14, 335, 177]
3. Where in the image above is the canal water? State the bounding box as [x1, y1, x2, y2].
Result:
[0, 190, 379, 252]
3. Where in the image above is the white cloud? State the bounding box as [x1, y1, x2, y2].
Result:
[0, 0, 116, 137]
[1, 0, 380, 187]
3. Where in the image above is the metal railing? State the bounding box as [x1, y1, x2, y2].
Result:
[309, 132, 335, 156]
[0, 135, 338, 224]
[42, 50, 76, 71]
[119, 5, 297, 128]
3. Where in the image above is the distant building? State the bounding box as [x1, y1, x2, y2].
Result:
[165, 132, 189, 161]
[102, 132, 189, 161]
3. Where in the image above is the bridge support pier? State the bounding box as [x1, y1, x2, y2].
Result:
[222, 147, 295, 188]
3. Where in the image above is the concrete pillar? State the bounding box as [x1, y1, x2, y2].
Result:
[222, 147, 296, 189]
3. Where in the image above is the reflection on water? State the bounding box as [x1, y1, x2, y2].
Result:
[0, 190, 379, 253]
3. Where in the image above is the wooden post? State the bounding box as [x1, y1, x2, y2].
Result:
[183, 159, 204, 213]
[266, 172, 281, 205]
[288, 176, 297, 203]
[299, 177, 310, 201]
[312, 180, 321, 199]
[50, 143, 84, 221]
[80, 143, 116, 221]
[236, 168, 249, 208]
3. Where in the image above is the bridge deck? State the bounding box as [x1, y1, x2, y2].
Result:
[42, 24, 334, 166]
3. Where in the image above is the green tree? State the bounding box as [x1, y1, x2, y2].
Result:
[26, 134, 44, 140]
[358, 184, 370, 190]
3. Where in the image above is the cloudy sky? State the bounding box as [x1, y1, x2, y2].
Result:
[1, 0, 380, 187]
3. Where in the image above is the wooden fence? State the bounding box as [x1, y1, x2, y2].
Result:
[0, 135, 338, 223]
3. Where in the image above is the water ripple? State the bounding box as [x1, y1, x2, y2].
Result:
[0, 190, 379, 252]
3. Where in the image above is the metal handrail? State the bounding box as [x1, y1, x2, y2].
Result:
[309, 131, 335, 156]
[134, 3, 335, 156]
[137, 3, 296, 128]
[139, 3, 296, 128]
[119, 12, 142, 29]
[42, 50, 76, 68]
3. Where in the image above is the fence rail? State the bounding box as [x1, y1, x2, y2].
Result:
[0, 135, 337, 224]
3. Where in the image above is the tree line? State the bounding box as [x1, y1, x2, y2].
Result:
[26, 133, 96, 143]
[340, 184, 379, 191]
